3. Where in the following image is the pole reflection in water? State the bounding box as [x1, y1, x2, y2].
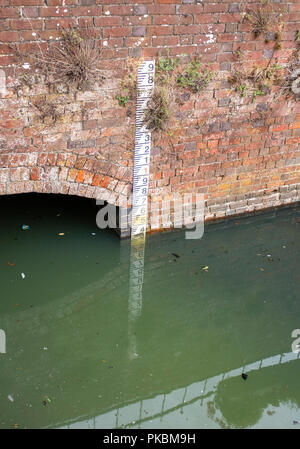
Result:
[128, 234, 146, 360]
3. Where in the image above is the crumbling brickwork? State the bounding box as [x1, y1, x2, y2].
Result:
[0, 0, 300, 230]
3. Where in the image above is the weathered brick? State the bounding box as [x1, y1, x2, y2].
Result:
[133, 5, 147, 15]
[132, 26, 147, 37]
[103, 27, 131, 37]
[0, 7, 20, 18]
[67, 139, 96, 149]
[0, 0, 298, 235]
[30, 167, 39, 181]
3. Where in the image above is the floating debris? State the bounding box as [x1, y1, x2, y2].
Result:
[21, 225, 30, 231]
[8, 395, 14, 402]
[58, 233, 65, 236]
[21, 273, 25, 279]
[201, 266, 209, 272]
[172, 253, 180, 258]
[42, 396, 51, 407]
[8, 262, 14, 266]
[242, 373, 248, 381]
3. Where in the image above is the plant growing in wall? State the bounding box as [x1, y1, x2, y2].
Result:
[36, 29, 104, 91]
[117, 58, 143, 109]
[276, 49, 300, 100]
[156, 51, 179, 87]
[244, 1, 271, 38]
[13, 27, 107, 125]
[296, 30, 300, 48]
[227, 0, 288, 106]
[31, 97, 62, 126]
[117, 52, 214, 134]
[143, 87, 172, 133]
[176, 58, 214, 94]
[145, 54, 213, 133]
[14, 28, 105, 93]
[228, 19, 286, 106]
[243, 0, 286, 41]
[228, 61, 283, 103]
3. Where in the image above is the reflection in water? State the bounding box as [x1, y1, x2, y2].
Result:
[127, 235, 146, 361]
[60, 351, 300, 429]
[0, 194, 300, 429]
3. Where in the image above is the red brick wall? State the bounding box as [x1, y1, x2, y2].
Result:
[0, 0, 300, 229]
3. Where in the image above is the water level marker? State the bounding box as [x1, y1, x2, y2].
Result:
[128, 60, 155, 359]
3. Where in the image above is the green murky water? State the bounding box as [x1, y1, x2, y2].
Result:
[0, 193, 300, 429]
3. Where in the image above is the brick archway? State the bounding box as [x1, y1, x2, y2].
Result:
[0, 156, 133, 208]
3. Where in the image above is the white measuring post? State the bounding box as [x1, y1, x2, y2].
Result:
[131, 60, 155, 238]
[128, 60, 155, 359]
